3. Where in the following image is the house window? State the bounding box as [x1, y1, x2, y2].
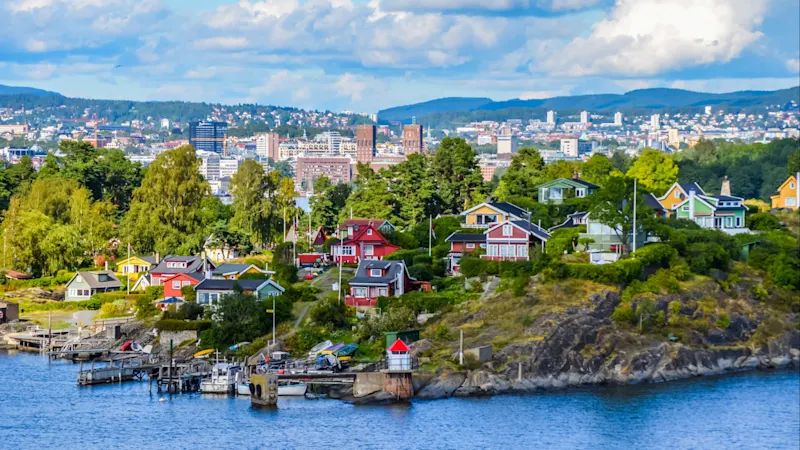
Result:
[466, 243, 475, 249]
[674, 190, 680, 198]
[378, 288, 388, 297]
[353, 287, 367, 298]
[370, 269, 382, 277]
[502, 225, 513, 236]
[736, 216, 742, 227]
[479, 243, 487, 249]
[787, 198, 797, 206]
[76, 275, 82, 283]
[172, 280, 181, 290]
[367, 229, 373, 236]
[575, 188, 585, 198]
[791, 182, 796, 189]
[682, 205, 689, 211]
[517, 245, 528, 257]
[550, 188, 562, 199]
[500, 245, 514, 257]
[364, 245, 374, 256]
[182, 280, 191, 287]
[487, 244, 498, 257]
[337, 246, 355, 256]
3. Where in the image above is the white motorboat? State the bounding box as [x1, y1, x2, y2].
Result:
[307, 340, 333, 359]
[278, 382, 307, 396]
[200, 362, 241, 395]
[237, 383, 251, 396]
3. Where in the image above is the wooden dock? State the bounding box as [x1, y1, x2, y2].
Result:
[77, 358, 158, 386]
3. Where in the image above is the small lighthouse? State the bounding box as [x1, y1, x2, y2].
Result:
[382, 339, 414, 399]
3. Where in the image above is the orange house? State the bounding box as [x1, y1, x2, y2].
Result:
[770, 174, 799, 211]
[657, 182, 705, 215]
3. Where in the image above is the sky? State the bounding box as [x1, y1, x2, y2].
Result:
[0, 0, 798, 112]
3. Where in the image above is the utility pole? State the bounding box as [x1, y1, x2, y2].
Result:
[126, 242, 131, 295]
[337, 255, 343, 304]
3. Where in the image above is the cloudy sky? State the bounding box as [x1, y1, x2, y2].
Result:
[0, 0, 798, 112]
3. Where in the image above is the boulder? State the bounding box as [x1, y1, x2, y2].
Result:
[415, 371, 466, 399]
[352, 391, 401, 405]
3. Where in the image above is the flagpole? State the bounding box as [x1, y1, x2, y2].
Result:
[428, 216, 432, 257]
[126, 242, 130, 295]
[632, 178, 637, 255]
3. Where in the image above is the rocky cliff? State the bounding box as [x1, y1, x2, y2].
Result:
[413, 279, 800, 399]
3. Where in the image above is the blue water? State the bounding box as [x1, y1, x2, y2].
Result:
[1, 352, 798, 450]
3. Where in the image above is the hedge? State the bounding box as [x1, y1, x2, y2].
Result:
[155, 319, 212, 332]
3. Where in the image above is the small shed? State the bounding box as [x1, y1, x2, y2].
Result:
[384, 329, 420, 350]
[0, 301, 19, 323]
[386, 338, 411, 371]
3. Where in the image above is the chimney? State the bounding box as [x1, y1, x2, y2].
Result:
[104, 261, 108, 271]
[720, 176, 731, 197]
[155, 252, 161, 264]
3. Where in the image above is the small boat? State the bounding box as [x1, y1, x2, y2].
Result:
[278, 382, 307, 396]
[320, 342, 345, 355]
[237, 383, 251, 396]
[308, 340, 332, 359]
[200, 362, 242, 395]
[194, 349, 214, 359]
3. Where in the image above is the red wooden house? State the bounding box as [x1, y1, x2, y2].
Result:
[482, 220, 550, 261]
[162, 272, 205, 299]
[444, 233, 486, 273]
[330, 222, 399, 264]
[345, 260, 418, 307]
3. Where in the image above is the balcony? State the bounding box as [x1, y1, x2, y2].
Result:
[460, 223, 492, 229]
[344, 296, 378, 307]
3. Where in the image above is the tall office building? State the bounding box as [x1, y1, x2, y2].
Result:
[189, 121, 228, 155]
[580, 111, 590, 124]
[296, 157, 352, 191]
[402, 124, 423, 155]
[651, 114, 660, 130]
[704, 106, 713, 115]
[256, 132, 280, 161]
[614, 112, 623, 126]
[560, 138, 579, 157]
[546, 110, 556, 124]
[356, 124, 376, 163]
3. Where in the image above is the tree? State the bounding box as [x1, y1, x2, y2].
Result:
[692, 139, 717, 164]
[201, 287, 292, 349]
[494, 147, 545, 201]
[310, 175, 337, 233]
[582, 154, 615, 185]
[626, 149, 679, 195]
[388, 154, 438, 228]
[342, 163, 396, 221]
[610, 151, 633, 173]
[121, 145, 210, 254]
[589, 174, 656, 255]
[230, 159, 270, 246]
[432, 137, 485, 213]
[38, 153, 61, 178]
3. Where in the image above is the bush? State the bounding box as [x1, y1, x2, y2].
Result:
[135, 296, 159, 319]
[747, 212, 781, 231]
[308, 298, 349, 328]
[284, 327, 326, 355]
[155, 319, 212, 331]
[715, 313, 731, 329]
[273, 263, 298, 286]
[180, 285, 197, 302]
[687, 242, 731, 275]
[385, 249, 426, 267]
[409, 263, 435, 281]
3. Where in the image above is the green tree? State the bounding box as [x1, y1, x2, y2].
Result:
[582, 154, 615, 185]
[626, 149, 679, 195]
[38, 153, 61, 178]
[433, 137, 485, 213]
[201, 287, 292, 349]
[121, 145, 210, 254]
[388, 154, 438, 228]
[230, 159, 270, 246]
[310, 175, 337, 233]
[494, 147, 545, 201]
[342, 163, 396, 221]
[589, 174, 656, 255]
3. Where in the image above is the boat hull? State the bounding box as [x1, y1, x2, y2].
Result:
[278, 383, 307, 396]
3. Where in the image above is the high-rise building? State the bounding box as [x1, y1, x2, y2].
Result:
[256, 132, 280, 161]
[704, 106, 713, 115]
[560, 138, 579, 157]
[197, 150, 221, 181]
[651, 114, 660, 130]
[356, 124, 376, 163]
[580, 111, 590, 124]
[546, 110, 556, 124]
[160, 118, 170, 130]
[496, 129, 518, 155]
[296, 157, 352, 192]
[189, 121, 228, 155]
[668, 128, 680, 146]
[316, 131, 342, 154]
[614, 112, 623, 126]
[402, 124, 423, 155]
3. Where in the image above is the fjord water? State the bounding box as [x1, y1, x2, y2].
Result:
[2, 352, 798, 450]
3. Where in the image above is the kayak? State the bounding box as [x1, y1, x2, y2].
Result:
[194, 349, 214, 358]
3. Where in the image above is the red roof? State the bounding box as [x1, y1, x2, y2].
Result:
[387, 338, 410, 352]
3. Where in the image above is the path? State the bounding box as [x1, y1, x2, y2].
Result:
[279, 303, 312, 340]
[480, 277, 501, 300]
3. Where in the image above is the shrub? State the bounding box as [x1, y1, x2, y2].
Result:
[412, 255, 433, 266]
[284, 327, 326, 355]
[715, 313, 731, 329]
[687, 242, 731, 275]
[155, 319, 212, 332]
[409, 263, 435, 281]
[747, 212, 781, 231]
[273, 263, 298, 286]
[611, 302, 636, 324]
[180, 285, 197, 302]
[308, 298, 349, 328]
[135, 296, 159, 319]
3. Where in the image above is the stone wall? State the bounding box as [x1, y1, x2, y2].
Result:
[159, 330, 198, 346]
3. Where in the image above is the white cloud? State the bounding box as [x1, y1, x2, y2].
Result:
[377, 0, 601, 13]
[539, 0, 768, 76]
[194, 37, 250, 50]
[519, 89, 571, 99]
[787, 58, 800, 74]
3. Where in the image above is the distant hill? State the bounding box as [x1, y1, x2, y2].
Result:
[0, 84, 61, 97]
[378, 97, 493, 123]
[378, 87, 800, 124]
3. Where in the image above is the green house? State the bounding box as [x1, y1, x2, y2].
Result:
[194, 278, 285, 306]
[537, 178, 599, 204]
[673, 192, 748, 234]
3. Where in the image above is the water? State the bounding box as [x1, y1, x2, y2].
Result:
[2, 352, 798, 450]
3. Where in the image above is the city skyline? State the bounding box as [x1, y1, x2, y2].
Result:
[0, 0, 798, 112]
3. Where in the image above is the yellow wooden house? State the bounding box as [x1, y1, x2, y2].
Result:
[461, 202, 527, 228]
[210, 264, 271, 280]
[115, 255, 157, 276]
[770, 174, 799, 210]
[656, 182, 705, 214]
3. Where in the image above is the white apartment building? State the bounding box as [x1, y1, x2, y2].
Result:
[614, 112, 623, 126]
[219, 158, 240, 179]
[547, 110, 556, 124]
[198, 150, 221, 181]
[651, 114, 660, 130]
[560, 138, 579, 157]
[496, 134, 518, 154]
[580, 111, 590, 124]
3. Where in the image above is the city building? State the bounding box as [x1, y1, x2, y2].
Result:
[402, 124, 423, 155]
[198, 150, 221, 181]
[296, 156, 352, 191]
[547, 110, 556, 125]
[651, 114, 660, 130]
[256, 132, 279, 161]
[317, 131, 342, 154]
[189, 121, 228, 155]
[705, 106, 713, 115]
[614, 112, 623, 126]
[668, 128, 680, 146]
[356, 124, 376, 163]
[560, 138, 579, 157]
[160, 118, 170, 130]
[0, 124, 29, 135]
[219, 158, 240, 179]
[580, 111, 590, 124]
[496, 132, 518, 155]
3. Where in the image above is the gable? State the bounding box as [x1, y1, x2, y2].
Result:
[486, 222, 528, 239]
[118, 256, 151, 267]
[538, 178, 597, 190]
[462, 203, 505, 216]
[778, 175, 798, 193]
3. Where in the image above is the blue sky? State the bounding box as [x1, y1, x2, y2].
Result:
[0, 0, 798, 112]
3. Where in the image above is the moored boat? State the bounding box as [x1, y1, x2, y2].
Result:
[200, 362, 241, 395]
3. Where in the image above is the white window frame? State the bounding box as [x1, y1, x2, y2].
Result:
[479, 243, 487, 249]
[575, 188, 585, 198]
[367, 229, 373, 236]
[787, 197, 797, 206]
[517, 245, 529, 257]
[378, 287, 388, 297]
[682, 205, 689, 211]
[674, 190, 680, 198]
[502, 225, 513, 237]
[369, 269, 382, 277]
[791, 182, 796, 189]
[181, 280, 191, 287]
[466, 243, 475, 249]
[364, 244, 374, 256]
[172, 280, 181, 290]
[550, 188, 563, 199]
[353, 287, 367, 298]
